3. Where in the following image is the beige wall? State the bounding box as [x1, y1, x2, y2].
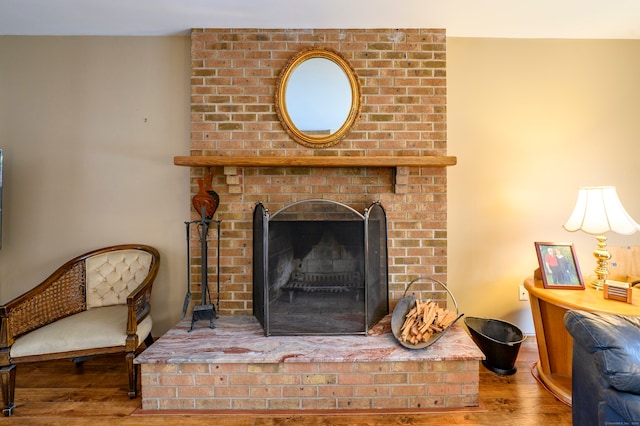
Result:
[0, 36, 192, 334]
[2, 35, 639, 336]
[448, 38, 640, 333]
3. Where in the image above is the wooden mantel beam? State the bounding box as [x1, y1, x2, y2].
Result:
[173, 155, 457, 168]
[174, 155, 457, 193]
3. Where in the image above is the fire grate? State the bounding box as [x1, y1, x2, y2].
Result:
[282, 271, 362, 303]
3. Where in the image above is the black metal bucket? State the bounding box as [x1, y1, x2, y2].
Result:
[464, 317, 526, 375]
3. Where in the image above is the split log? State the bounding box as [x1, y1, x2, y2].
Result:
[399, 299, 457, 345]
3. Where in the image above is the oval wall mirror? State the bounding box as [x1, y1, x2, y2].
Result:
[275, 47, 362, 148]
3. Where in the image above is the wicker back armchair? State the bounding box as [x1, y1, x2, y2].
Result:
[0, 244, 160, 416]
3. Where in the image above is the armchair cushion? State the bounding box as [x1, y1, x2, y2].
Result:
[10, 305, 152, 358]
[86, 249, 153, 309]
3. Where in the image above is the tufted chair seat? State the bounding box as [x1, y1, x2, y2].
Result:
[0, 244, 160, 416]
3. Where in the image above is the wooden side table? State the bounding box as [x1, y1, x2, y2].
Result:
[524, 276, 640, 405]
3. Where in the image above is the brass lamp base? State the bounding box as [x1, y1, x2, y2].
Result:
[591, 235, 611, 291]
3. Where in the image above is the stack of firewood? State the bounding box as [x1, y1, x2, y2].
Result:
[399, 299, 457, 345]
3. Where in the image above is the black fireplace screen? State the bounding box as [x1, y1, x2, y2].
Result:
[253, 199, 389, 336]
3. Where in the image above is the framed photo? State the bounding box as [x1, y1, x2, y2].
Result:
[535, 242, 584, 289]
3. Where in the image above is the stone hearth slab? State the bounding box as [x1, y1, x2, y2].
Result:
[136, 315, 484, 412]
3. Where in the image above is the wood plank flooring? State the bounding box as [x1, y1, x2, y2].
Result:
[5, 339, 572, 425]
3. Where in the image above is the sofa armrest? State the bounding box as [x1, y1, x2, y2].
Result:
[570, 335, 605, 426]
[0, 261, 87, 349]
[564, 310, 640, 394]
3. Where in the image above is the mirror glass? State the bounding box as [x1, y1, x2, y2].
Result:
[275, 48, 361, 148]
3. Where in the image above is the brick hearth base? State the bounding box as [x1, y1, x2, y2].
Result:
[135, 315, 483, 412]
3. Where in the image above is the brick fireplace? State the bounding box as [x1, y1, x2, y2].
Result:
[185, 28, 451, 313]
[134, 28, 484, 414]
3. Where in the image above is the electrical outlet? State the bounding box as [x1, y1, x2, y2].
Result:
[518, 285, 529, 301]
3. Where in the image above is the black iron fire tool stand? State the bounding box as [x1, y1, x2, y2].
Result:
[188, 208, 221, 332]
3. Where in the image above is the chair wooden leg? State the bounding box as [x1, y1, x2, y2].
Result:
[0, 365, 16, 416]
[144, 333, 154, 348]
[126, 352, 137, 398]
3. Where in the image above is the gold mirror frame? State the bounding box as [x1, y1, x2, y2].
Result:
[275, 47, 362, 148]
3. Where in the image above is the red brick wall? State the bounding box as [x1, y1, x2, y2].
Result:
[188, 28, 448, 314]
[141, 359, 479, 410]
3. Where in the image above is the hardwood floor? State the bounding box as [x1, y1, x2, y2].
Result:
[5, 339, 572, 425]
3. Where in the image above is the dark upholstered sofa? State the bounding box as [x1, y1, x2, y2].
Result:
[564, 310, 640, 426]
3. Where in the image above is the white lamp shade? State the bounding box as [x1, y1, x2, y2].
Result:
[563, 186, 640, 235]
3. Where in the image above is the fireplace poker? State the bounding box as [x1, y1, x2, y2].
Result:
[181, 221, 191, 319]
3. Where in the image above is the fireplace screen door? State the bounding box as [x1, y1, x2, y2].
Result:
[253, 199, 389, 336]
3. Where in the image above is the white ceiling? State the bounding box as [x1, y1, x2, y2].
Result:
[1, 0, 640, 39]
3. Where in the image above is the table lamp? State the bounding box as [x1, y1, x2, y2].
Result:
[563, 186, 640, 290]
